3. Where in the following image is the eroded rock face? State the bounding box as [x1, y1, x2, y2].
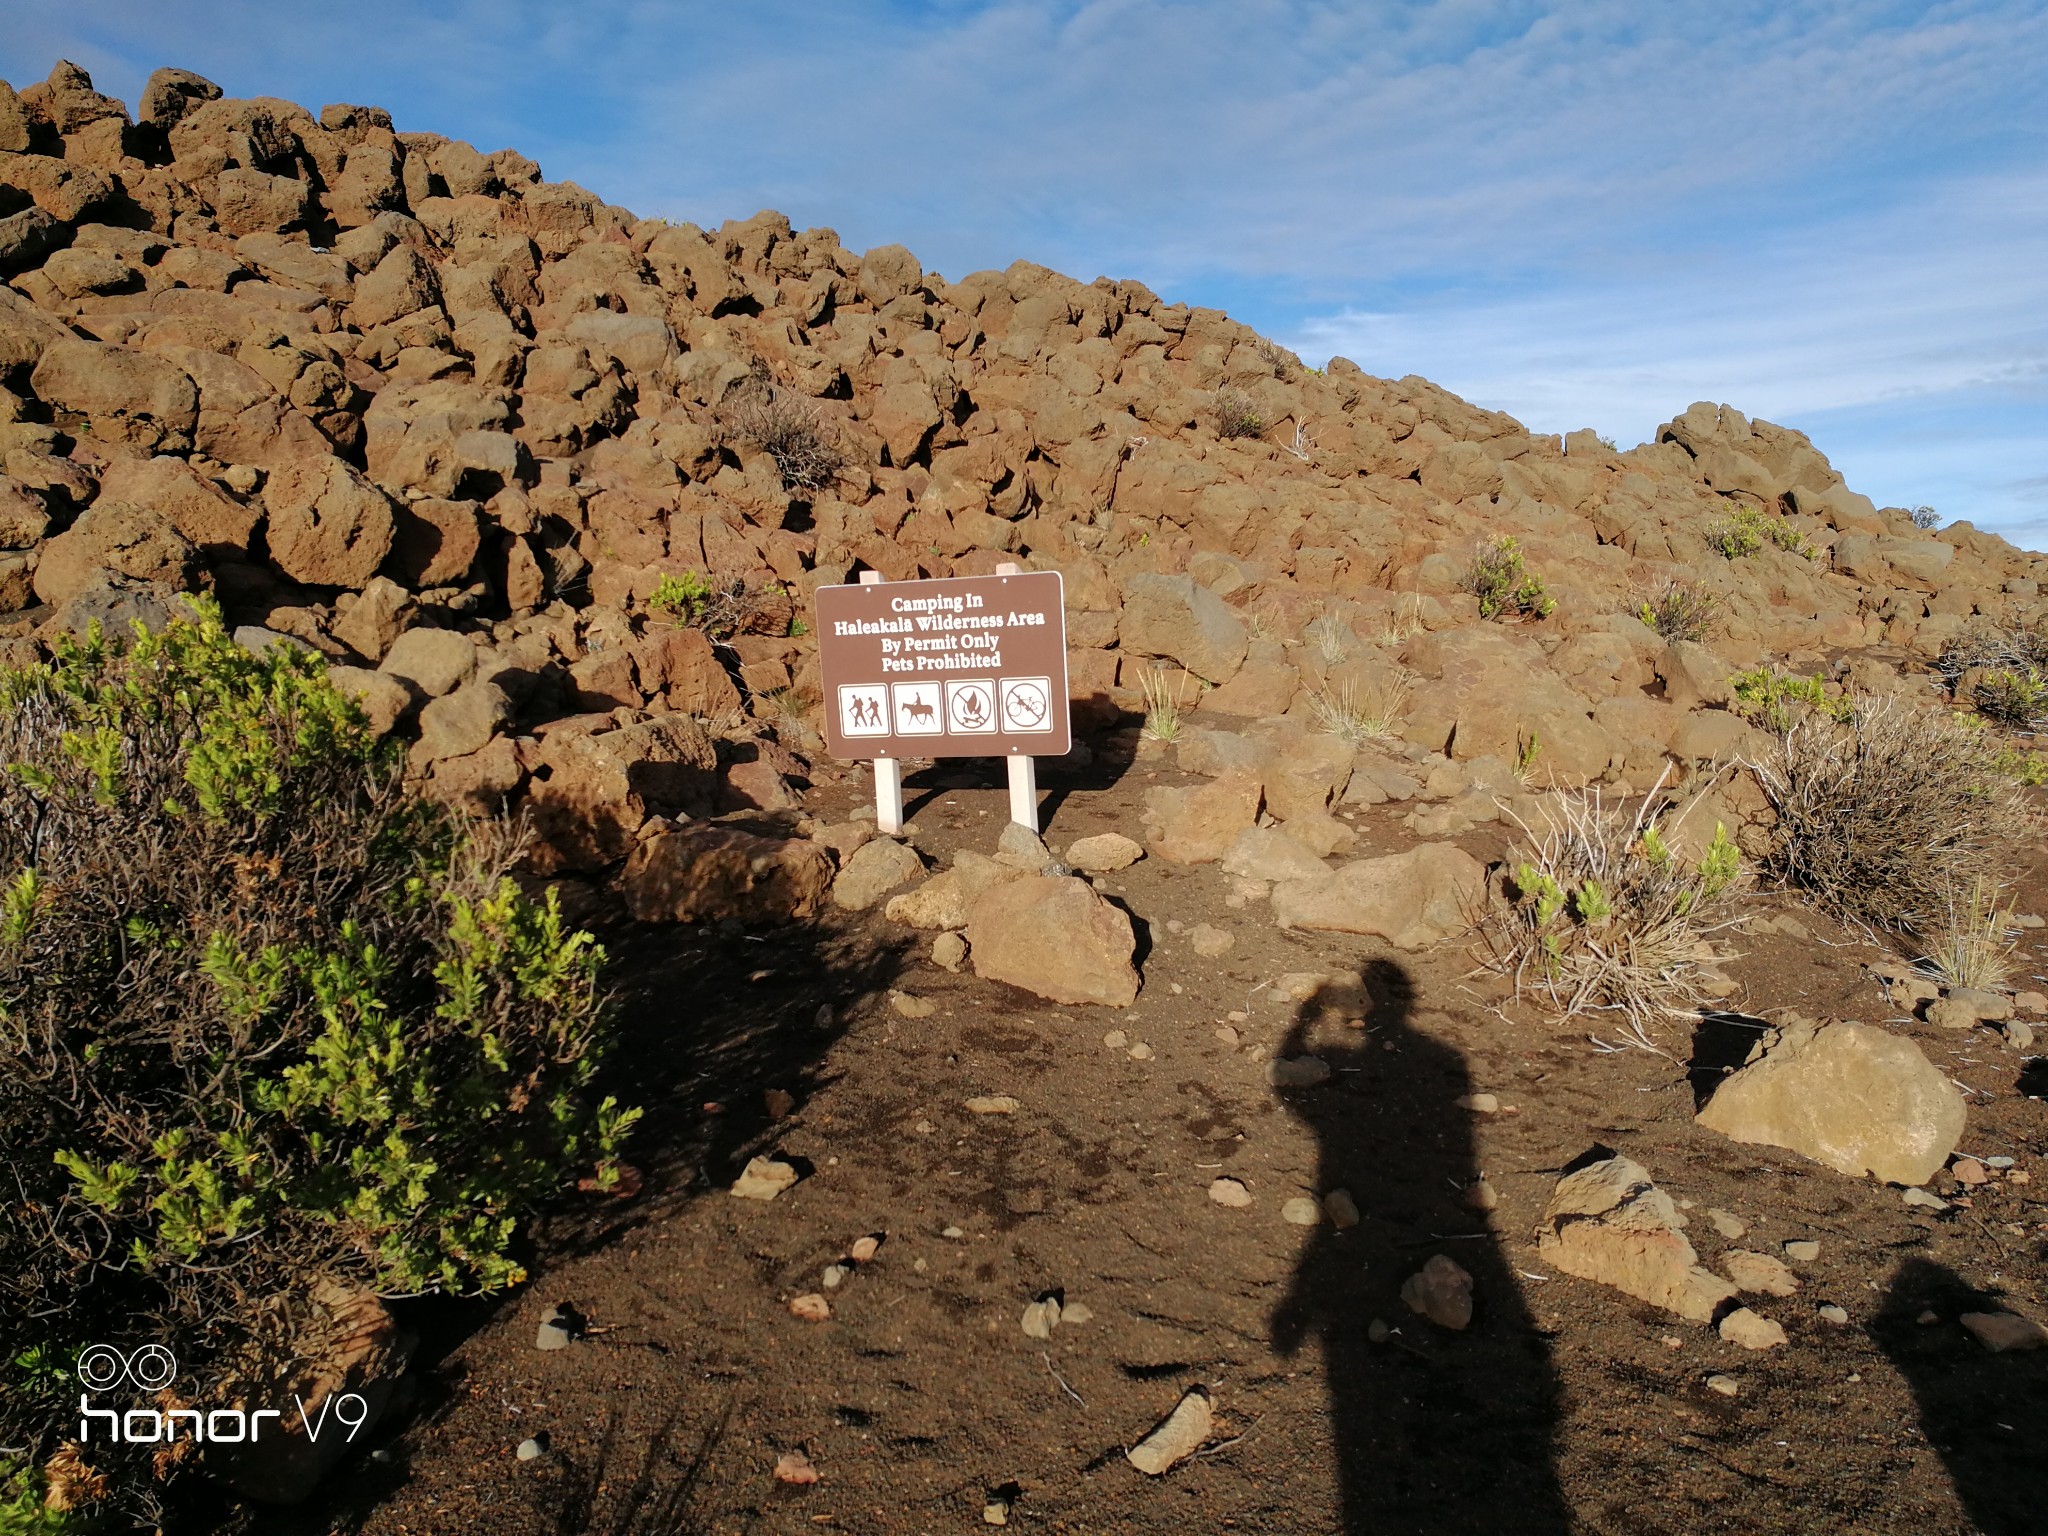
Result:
[967, 874, 1139, 1006]
[1538, 1154, 1737, 1323]
[1142, 773, 1262, 864]
[1119, 572, 1248, 685]
[1695, 1018, 1965, 1186]
[31, 338, 199, 451]
[1271, 843, 1485, 949]
[262, 456, 397, 588]
[618, 823, 834, 923]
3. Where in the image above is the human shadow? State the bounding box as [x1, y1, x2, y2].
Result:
[1874, 1257, 2048, 1536]
[1269, 962, 1571, 1534]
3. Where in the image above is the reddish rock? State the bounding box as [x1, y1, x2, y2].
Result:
[967, 874, 1139, 1007]
[619, 823, 834, 923]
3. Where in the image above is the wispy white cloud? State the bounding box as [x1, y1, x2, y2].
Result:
[4, 2, 2044, 540]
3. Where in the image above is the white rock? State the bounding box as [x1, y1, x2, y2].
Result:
[1125, 1388, 1213, 1476]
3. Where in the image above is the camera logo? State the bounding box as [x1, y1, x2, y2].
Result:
[77, 1344, 178, 1394]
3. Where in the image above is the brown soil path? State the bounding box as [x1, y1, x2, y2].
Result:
[293, 746, 2048, 1536]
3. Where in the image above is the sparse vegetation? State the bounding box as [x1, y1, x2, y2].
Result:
[0, 605, 633, 1518]
[1514, 731, 1544, 786]
[1744, 695, 2034, 935]
[1596, 434, 1618, 452]
[722, 385, 844, 492]
[1462, 535, 1556, 621]
[1920, 875, 2018, 992]
[1486, 781, 1746, 1030]
[1305, 674, 1410, 747]
[649, 570, 765, 641]
[1936, 621, 2048, 728]
[1910, 504, 1941, 530]
[1138, 666, 1200, 742]
[1728, 666, 1852, 732]
[1634, 579, 1720, 643]
[1707, 503, 1815, 560]
[1214, 387, 1265, 440]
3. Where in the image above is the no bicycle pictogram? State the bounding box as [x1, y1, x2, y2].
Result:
[999, 677, 1053, 732]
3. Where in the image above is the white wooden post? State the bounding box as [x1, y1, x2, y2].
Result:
[994, 561, 1039, 835]
[1006, 752, 1038, 833]
[858, 570, 904, 835]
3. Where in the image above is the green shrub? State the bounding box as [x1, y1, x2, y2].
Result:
[0, 603, 634, 1516]
[1461, 535, 1556, 621]
[648, 570, 762, 641]
[1707, 503, 1814, 560]
[1974, 667, 2048, 728]
[1634, 578, 1719, 642]
[1728, 666, 1850, 732]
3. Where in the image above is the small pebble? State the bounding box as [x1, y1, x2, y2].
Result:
[1323, 1188, 1361, 1228]
[789, 1293, 831, 1322]
[1902, 1188, 1950, 1211]
[1985, 1155, 2016, 1169]
[1952, 1158, 1988, 1185]
[821, 1264, 850, 1289]
[850, 1235, 882, 1263]
[1129, 1043, 1154, 1061]
[1917, 1309, 1940, 1325]
[1208, 1177, 1253, 1209]
[1818, 1304, 1850, 1325]
[889, 990, 938, 1019]
[1367, 1318, 1391, 1343]
[1706, 1374, 1740, 1398]
[966, 1095, 1020, 1115]
[1464, 1177, 1499, 1212]
[1282, 1196, 1322, 1226]
[1214, 1025, 1240, 1046]
[517, 1433, 549, 1461]
[1456, 1092, 1500, 1113]
[1104, 1029, 1129, 1049]
[1708, 1209, 1748, 1240]
[1784, 1239, 1820, 1262]
[942, 1226, 965, 1239]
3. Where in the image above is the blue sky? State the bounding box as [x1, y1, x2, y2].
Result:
[7, 2, 2046, 546]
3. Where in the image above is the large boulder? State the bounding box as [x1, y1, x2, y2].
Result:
[883, 850, 1022, 930]
[1695, 1018, 1965, 1185]
[263, 456, 397, 588]
[31, 503, 201, 609]
[1141, 772, 1262, 864]
[95, 456, 261, 556]
[525, 714, 719, 874]
[1119, 573, 1248, 685]
[831, 837, 925, 911]
[967, 874, 1139, 1006]
[1537, 1154, 1738, 1323]
[619, 823, 834, 924]
[1272, 843, 1485, 949]
[30, 340, 199, 454]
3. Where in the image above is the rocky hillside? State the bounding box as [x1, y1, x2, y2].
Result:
[2, 58, 2043, 885]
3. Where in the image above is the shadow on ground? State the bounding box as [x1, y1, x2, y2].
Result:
[1269, 963, 1572, 1535]
[261, 906, 913, 1536]
[1874, 1258, 2048, 1536]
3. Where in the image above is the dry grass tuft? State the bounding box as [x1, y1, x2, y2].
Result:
[1137, 666, 1199, 742]
[1483, 774, 1746, 1034]
[1744, 695, 2034, 936]
[723, 386, 844, 492]
[1305, 674, 1410, 748]
[1920, 876, 2019, 992]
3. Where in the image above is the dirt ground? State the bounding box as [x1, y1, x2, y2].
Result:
[276, 729, 2048, 1536]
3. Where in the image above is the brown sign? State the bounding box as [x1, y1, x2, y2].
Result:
[815, 571, 1070, 759]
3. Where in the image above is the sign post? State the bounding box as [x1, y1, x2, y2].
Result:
[817, 563, 1069, 834]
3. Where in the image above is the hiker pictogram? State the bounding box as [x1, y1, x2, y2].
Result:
[837, 684, 889, 737]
